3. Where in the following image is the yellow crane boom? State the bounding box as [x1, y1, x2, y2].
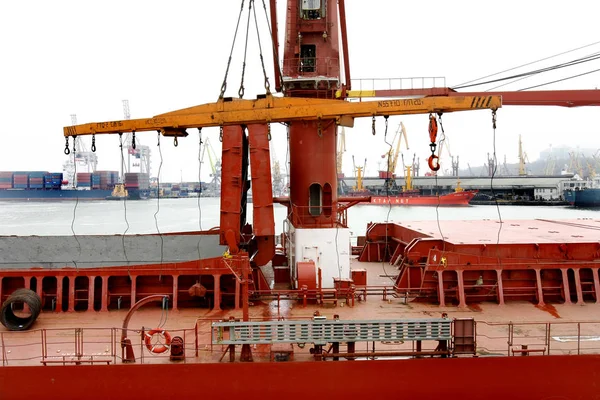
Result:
[63, 95, 502, 138]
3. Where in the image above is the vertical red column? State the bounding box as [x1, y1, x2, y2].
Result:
[56, 277, 63, 312]
[68, 276, 75, 312]
[219, 126, 247, 250]
[288, 121, 338, 228]
[101, 276, 109, 312]
[130, 276, 137, 309]
[213, 274, 222, 311]
[172, 275, 178, 311]
[87, 276, 95, 312]
[247, 124, 275, 265]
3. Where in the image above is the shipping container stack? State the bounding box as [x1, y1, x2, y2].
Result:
[0, 172, 13, 189]
[94, 171, 119, 189]
[124, 173, 150, 190]
[91, 174, 101, 189]
[76, 172, 92, 188]
[43, 173, 63, 190]
[13, 172, 30, 189]
[28, 171, 47, 189]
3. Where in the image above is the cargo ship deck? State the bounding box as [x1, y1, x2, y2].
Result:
[1, 221, 600, 399]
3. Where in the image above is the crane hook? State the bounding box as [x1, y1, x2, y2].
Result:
[428, 154, 440, 172]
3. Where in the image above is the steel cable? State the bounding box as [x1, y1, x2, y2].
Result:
[219, 0, 246, 99]
[490, 110, 503, 265]
[261, 0, 284, 91]
[197, 128, 203, 260]
[434, 114, 447, 257]
[453, 52, 600, 90]
[154, 133, 165, 280]
[252, 0, 270, 93]
[381, 116, 396, 283]
[119, 134, 131, 277]
[238, 0, 254, 98]
[70, 136, 81, 272]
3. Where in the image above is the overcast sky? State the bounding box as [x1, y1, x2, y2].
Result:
[1, 0, 599, 182]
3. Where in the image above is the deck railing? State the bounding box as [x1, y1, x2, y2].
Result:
[2, 319, 600, 366]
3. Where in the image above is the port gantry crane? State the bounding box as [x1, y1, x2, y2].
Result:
[380, 122, 409, 189]
[63, 0, 600, 334]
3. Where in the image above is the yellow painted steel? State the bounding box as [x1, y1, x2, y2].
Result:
[335, 90, 377, 98]
[63, 94, 501, 137]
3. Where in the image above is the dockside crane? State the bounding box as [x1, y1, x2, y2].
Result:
[352, 155, 367, 192]
[568, 151, 584, 177]
[200, 137, 221, 196]
[544, 155, 556, 175]
[337, 127, 346, 179]
[380, 121, 409, 188]
[411, 154, 420, 177]
[518, 135, 529, 176]
[122, 100, 151, 178]
[62, 114, 98, 188]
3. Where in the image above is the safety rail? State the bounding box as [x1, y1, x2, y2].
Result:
[212, 318, 452, 345]
[284, 204, 349, 228]
[249, 285, 398, 308]
[350, 77, 447, 93]
[0, 326, 198, 367]
[475, 321, 600, 357]
[282, 57, 340, 78]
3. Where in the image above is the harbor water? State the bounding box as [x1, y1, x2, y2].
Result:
[0, 197, 597, 239]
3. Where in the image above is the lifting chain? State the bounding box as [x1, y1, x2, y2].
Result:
[219, 0, 246, 99]
[219, 126, 224, 142]
[267, 123, 271, 141]
[238, 0, 253, 99]
[72, 135, 77, 154]
[118, 133, 123, 149]
[91, 134, 96, 152]
[491, 108, 497, 130]
[132, 132, 136, 150]
[157, 131, 161, 146]
[372, 116, 376, 135]
[251, 0, 270, 94]
[427, 114, 440, 172]
[64, 137, 70, 155]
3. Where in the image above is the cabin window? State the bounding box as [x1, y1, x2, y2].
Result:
[309, 183, 322, 216]
[300, 45, 316, 73]
[300, 0, 324, 20]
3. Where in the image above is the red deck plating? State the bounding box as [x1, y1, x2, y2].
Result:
[359, 219, 600, 306]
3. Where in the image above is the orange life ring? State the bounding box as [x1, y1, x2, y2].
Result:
[144, 329, 172, 354]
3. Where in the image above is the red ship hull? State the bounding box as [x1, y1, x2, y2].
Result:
[370, 190, 477, 206]
[2, 355, 599, 400]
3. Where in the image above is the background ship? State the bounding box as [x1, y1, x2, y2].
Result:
[348, 165, 477, 206]
[0, 171, 150, 201]
[369, 189, 476, 206]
